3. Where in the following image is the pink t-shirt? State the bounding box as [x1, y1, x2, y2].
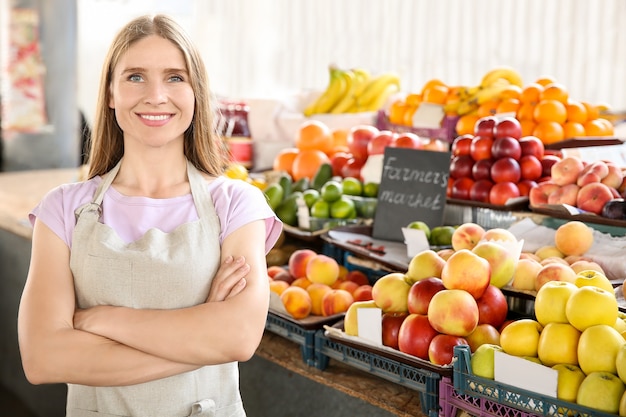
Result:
[30, 175, 282, 254]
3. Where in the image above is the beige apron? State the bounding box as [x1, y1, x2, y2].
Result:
[68, 160, 245, 417]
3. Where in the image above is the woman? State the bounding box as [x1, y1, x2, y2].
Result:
[18, 14, 282, 416]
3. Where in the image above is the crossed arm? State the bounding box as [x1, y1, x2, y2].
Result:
[18, 218, 270, 387]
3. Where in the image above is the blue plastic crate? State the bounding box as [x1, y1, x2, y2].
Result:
[342, 252, 390, 285]
[452, 345, 618, 417]
[264, 312, 318, 367]
[315, 331, 443, 416]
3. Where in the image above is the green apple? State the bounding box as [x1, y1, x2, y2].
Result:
[537, 322, 581, 367]
[472, 240, 516, 288]
[470, 343, 503, 379]
[577, 371, 625, 414]
[578, 324, 625, 375]
[405, 249, 446, 284]
[499, 319, 543, 357]
[534, 280, 579, 326]
[566, 286, 619, 332]
[407, 221, 431, 241]
[552, 363, 586, 403]
[430, 226, 456, 246]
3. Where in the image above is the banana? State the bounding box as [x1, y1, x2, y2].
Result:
[303, 65, 348, 116]
[456, 99, 479, 116]
[480, 66, 523, 88]
[329, 69, 359, 114]
[351, 72, 401, 112]
[355, 82, 400, 112]
[474, 78, 514, 105]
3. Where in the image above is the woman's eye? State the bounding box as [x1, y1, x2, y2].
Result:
[128, 74, 143, 82]
[169, 75, 184, 82]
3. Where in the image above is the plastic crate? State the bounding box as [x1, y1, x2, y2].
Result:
[264, 312, 318, 367]
[315, 331, 442, 416]
[452, 345, 617, 417]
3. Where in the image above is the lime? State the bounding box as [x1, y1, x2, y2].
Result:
[330, 196, 356, 219]
[363, 182, 379, 198]
[407, 221, 431, 241]
[263, 183, 284, 211]
[321, 180, 343, 203]
[275, 198, 298, 226]
[430, 225, 456, 246]
[310, 199, 330, 218]
[341, 177, 363, 196]
[302, 189, 320, 209]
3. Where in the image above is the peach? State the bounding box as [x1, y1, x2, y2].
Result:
[288, 248, 316, 279]
[267, 265, 287, 279]
[321, 289, 354, 316]
[535, 263, 577, 291]
[480, 228, 518, 243]
[551, 156, 585, 186]
[306, 283, 333, 316]
[345, 270, 369, 286]
[519, 252, 541, 262]
[291, 277, 313, 289]
[353, 284, 373, 301]
[305, 254, 340, 286]
[534, 245, 564, 260]
[529, 181, 560, 207]
[554, 221, 594, 256]
[540, 256, 570, 266]
[577, 182, 614, 215]
[280, 286, 312, 319]
[337, 264, 349, 281]
[570, 260, 605, 275]
[437, 248, 455, 261]
[602, 163, 624, 189]
[511, 258, 543, 291]
[547, 183, 580, 206]
[451, 223, 486, 251]
[336, 280, 359, 295]
[269, 279, 290, 295]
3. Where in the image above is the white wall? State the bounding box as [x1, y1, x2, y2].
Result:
[77, 0, 626, 126]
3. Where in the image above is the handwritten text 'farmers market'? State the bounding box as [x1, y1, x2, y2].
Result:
[380, 157, 449, 211]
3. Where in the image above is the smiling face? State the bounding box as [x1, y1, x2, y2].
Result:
[108, 35, 195, 153]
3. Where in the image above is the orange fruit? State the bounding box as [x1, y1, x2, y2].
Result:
[533, 121, 565, 144]
[477, 99, 500, 118]
[520, 119, 536, 137]
[539, 83, 569, 103]
[295, 120, 333, 154]
[520, 83, 544, 105]
[563, 121, 586, 138]
[272, 147, 299, 177]
[422, 85, 449, 104]
[565, 100, 588, 124]
[403, 104, 418, 126]
[496, 98, 521, 115]
[405, 93, 422, 107]
[584, 119, 614, 136]
[499, 85, 523, 100]
[533, 99, 567, 124]
[420, 78, 446, 96]
[516, 102, 535, 121]
[582, 102, 600, 121]
[388, 100, 408, 125]
[291, 149, 331, 182]
[455, 114, 480, 136]
[535, 76, 558, 87]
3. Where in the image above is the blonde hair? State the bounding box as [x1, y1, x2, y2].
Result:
[87, 14, 228, 178]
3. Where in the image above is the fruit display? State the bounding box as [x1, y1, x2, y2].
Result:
[303, 65, 401, 116]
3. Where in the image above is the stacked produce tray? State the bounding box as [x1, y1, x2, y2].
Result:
[264, 312, 320, 366]
[451, 345, 617, 417]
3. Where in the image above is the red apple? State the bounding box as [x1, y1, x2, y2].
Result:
[490, 157, 521, 184]
[470, 135, 494, 161]
[450, 177, 475, 200]
[493, 116, 522, 140]
[449, 154, 475, 179]
[472, 158, 494, 181]
[529, 181, 561, 206]
[407, 277, 446, 315]
[474, 116, 497, 138]
[452, 134, 474, 156]
[475, 285, 508, 329]
[469, 179, 494, 203]
[367, 130, 396, 155]
[340, 158, 365, 180]
[391, 132, 423, 149]
[519, 135, 545, 159]
[397, 313, 439, 360]
[347, 125, 379, 161]
[428, 334, 469, 366]
[489, 181, 520, 206]
[440, 250, 491, 299]
[541, 155, 561, 178]
[491, 136, 522, 160]
[517, 179, 538, 197]
[577, 182, 615, 215]
[551, 156, 585, 186]
[329, 151, 353, 177]
[381, 312, 409, 350]
[519, 154, 543, 181]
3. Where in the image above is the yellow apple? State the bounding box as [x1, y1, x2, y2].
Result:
[466, 323, 501, 352]
[499, 319, 543, 357]
[534, 245, 564, 260]
[472, 241, 516, 288]
[577, 371, 625, 414]
[566, 286, 619, 332]
[427, 289, 479, 337]
[615, 343, 626, 384]
[552, 363, 586, 403]
[510, 258, 542, 291]
[405, 249, 446, 284]
[343, 300, 377, 336]
[620, 389, 626, 417]
[578, 324, 625, 375]
[371, 272, 411, 313]
[441, 249, 491, 299]
[534, 281, 579, 326]
[574, 269, 614, 293]
[615, 317, 626, 336]
[470, 343, 504, 380]
[537, 322, 581, 366]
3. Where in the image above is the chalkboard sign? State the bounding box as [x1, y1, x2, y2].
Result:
[372, 147, 451, 242]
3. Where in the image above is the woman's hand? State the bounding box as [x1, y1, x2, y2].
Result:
[206, 255, 251, 302]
